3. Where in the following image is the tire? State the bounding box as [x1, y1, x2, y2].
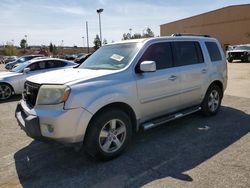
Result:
[84, 109, 132, 160]
[201, 84, 222, 116]
[0, 83, 13, 100]
[227, 58, 233, 63]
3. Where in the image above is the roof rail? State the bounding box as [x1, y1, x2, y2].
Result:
[171, 33, 211, 37]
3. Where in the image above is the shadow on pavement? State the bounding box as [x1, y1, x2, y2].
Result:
[14, 106, 250, 188]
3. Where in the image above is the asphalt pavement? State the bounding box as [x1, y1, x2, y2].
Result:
[0, 63, 249, 188]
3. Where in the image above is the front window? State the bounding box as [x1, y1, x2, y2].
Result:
[10, 62, 29, 72]
[79, 43, 140, 70]
[234, 45, 250, 51]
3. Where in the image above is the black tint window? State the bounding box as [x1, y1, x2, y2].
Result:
[28, 61, 46, 71]
[54, 60, 67, 67]
[172, 41, 204, 67]
[46, 60, 66, 68]
[140, 42, 173, 70]
[205, 42, 222, 61]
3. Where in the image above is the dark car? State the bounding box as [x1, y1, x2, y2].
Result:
[5, 55, 44, 70]
[74, 53, 91, 65]
[64, 54, 77, 61]
[4, 56, 18, 64]
[227, 45, 250, 63]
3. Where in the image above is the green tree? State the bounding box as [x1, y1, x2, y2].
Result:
[122, 27, 154, 40]
[3, 42, 17, 56]
[143, 27, 154, 38]
[131, 33, 142, 39]
[93, 34, 101, 50]
[20, 39, 27, 49]
[122, 33, 131, 40]
[103, 38, 108, 45]
[49, 42, 54, 53]
[53, 45, 58, 55]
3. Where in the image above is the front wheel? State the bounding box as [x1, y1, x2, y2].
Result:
[201, 85, 222, 116]
[84, 109, 132, 160]
[0, 83, 13, 100]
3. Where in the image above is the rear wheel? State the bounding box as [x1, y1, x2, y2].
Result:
[227, 58, 233, 63]
[201, 85, 222, 116]
[84, 109, 132, 160]
[0, 83, 13, 100]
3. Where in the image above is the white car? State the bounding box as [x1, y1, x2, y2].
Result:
[0, 58, 77, 100]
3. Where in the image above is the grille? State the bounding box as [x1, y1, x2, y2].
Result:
[230, 52, 244, 58]
[23, 81, 41, 108]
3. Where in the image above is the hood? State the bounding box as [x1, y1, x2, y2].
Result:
[27, 68, 115, 85]
[228, 49, 250, 53]
[0, 71, 21, 80]
[6, 61, 17, 66]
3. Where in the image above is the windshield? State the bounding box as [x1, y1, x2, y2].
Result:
[234, 46, 250, 50]
[10, 62, 28, 72]
[79, 43, 140, 70]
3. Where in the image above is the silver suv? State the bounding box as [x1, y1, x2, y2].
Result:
[15, 34, 227, 160]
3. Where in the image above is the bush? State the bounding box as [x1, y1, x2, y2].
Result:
[3, 45, 17, 56]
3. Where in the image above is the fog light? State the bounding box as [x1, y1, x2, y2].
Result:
[46, 124, 54, 133]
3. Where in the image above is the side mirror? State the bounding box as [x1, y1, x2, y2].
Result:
[23, 68, 31, 74]
[139, 61, 156, 72]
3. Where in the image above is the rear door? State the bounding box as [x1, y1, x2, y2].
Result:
[171, 41, 208, 108]
[135, 42, 183, 121]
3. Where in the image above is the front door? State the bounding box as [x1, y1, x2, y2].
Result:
[135, 42, 183, 121]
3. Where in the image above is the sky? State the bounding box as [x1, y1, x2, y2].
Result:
[0, 0, 249, 47]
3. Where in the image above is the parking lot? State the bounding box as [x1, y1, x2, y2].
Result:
[0, 62, 249, 188]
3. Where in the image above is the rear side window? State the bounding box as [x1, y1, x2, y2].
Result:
[205, 42, 222, 61]
[140, 42, 173, 70]
[46, 60, 67, 68]
[172, 41, 204, 67]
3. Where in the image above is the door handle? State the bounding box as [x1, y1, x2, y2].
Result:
[168, 75, 177, 81]
[201, 69, 207, 73]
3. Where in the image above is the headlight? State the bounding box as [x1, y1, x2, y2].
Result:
[36, 85, 70, 105]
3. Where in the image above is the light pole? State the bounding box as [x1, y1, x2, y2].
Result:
[97, 8, 104, 46]
[82, 36, 84, 48]
[24, 35, 27, 50]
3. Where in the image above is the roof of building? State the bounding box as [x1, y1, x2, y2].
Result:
[160, 4, 250, 26]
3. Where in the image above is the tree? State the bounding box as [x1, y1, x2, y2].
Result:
[103, 38, 108, 45]
[93, 34, 101, 50]
[20, 39, 27, 49]
[53, 45, 58, 55]
[122, 27, 154, 40]
[122, 33, 131, 40]
[3, 42, 17, 56]
[49, 42, 54, 53]
[131, 33, 142, 39]
[143, 27, 154, 38]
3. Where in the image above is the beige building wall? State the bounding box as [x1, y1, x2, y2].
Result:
[160, 4, 250, 47]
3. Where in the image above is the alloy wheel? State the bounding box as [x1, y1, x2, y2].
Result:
[99, 119, 127, 153]
[208, 90, 220, 112]
[0, 85, 12, 100]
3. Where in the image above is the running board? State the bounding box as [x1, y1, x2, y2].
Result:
[142, 106, 201, 130]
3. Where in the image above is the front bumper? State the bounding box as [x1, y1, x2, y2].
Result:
[15, 100, 93, 144]
[15, 102, 42, 139]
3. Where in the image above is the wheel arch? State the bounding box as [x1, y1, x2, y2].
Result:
[85, 102, 138, 139]
[0, 82, 15, 94]
[208, 80, 224, 98]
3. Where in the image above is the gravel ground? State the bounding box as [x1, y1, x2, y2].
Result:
[0, 62, 249, 188]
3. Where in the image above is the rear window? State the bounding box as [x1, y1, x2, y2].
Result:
[205, 42, 222, 61]
[172, 41, 204, 67]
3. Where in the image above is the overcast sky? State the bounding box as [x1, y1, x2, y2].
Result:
[0, 0, 249, 47]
